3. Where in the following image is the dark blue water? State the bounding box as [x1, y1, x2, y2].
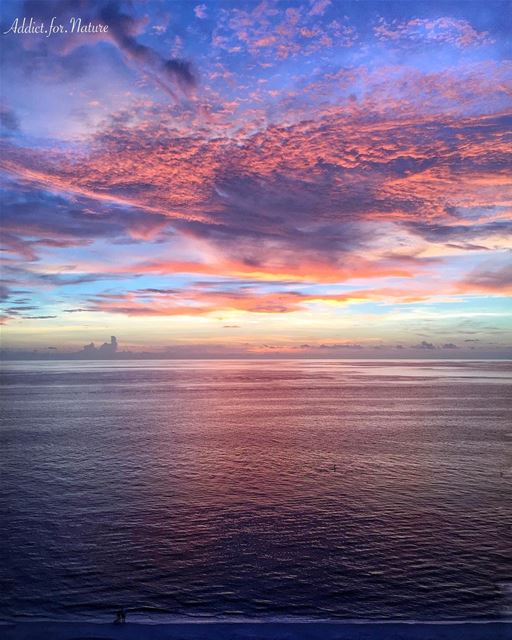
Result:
[0, 360, 510, 622]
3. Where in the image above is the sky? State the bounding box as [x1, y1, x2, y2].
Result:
[0, 0, 511, 358]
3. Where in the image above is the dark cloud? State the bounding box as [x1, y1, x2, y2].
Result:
[138, 288, 178, 295]
[0, 287, 33, 323]
[317, 343, 363, 349]
[0, 179, 171, 260]
[6, 305, 37, 313]
[0, 106, 19, 132]
[0, 285, 11, 301]
[98, 1, 196, 99]
[446, 242, 490, 251]
[406, 220, 512, 243]
[5, 1, 196, 99]
[460, 262, 512, 292]
[413, 341, 436, 350]
[1, 264, 133, 289]
[442, 343, 459, 349]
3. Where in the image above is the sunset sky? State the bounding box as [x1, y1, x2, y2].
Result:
[0, 0, 511, 357]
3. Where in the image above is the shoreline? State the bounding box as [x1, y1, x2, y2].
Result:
[2, 621, 510, 640]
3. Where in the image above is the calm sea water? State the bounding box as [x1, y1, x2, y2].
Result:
[1, 359, 510, 622]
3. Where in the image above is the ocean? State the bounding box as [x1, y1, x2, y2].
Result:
[1, 359, 510, 623]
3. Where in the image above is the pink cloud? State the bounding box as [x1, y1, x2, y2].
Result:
[194, 4, 207, 20]
[374, 16, 493, 48]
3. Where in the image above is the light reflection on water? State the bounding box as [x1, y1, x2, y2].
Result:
[1, 360, 510, 622]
